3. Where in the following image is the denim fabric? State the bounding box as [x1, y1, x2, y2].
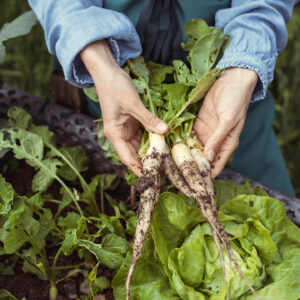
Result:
[28, 0, 297, 101]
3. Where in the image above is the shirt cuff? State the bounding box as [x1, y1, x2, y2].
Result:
[216, 51, 277, 102]
[54, 7, 142, 88]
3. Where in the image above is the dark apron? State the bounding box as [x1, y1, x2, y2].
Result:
[78, 0, 295, 195]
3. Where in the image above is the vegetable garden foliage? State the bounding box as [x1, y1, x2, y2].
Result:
[1, 107, 300, 299]
[85, 19, 230, 164]
[0, 107, 137, 300]
[113, 186, 300, 300]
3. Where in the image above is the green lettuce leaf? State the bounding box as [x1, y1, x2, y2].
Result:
[112, 235, 180, 300]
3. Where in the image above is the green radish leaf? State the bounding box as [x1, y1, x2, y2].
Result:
[93, 276, 110, 291]
[0, 175, 14, 215]
[7, 106, 33, 129]
[173, 60, 196, 85]
[132, 78, 148, 95]
[171, 112, 195, 130]
[147, 61, 174, 85]
[56, 189, 73, 216]
[102, 234, 128, 255]
[98, 174, 120, 192]
[30, 125, 55, 145]
[181, 19, 214, 52]
[97, 214, 125, 238]
[61, 228, 78, 256]
[32, 158, 63, 192]
[0, 11, 38, 64]
[58, 212, 81, 231]
[33, 208, 54, 250]
[0, 197, 40, 254]
[188, 68, 221, 104]
[54, 146, 89, 181]
[0, 128, 44, 165]
[78, 239, 124, 269]
[26, 192, 44, 209]
[83, 87, 98, 102]
[128, 56, 149, 84]
[124, 170, 138, 186]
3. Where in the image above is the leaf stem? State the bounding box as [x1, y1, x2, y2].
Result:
[47, 143, 91, 193]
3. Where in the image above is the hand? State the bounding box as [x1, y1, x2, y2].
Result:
[81, 40, 169, 176]
[193, 67, 258, 178]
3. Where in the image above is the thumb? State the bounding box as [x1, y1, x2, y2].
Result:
[204, 120, 233, 162]
[130, 100, 169, 134]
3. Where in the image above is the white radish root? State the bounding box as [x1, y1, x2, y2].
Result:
[172, 142, 260, 300]
[125, 133, 167, 300]
[163, 152, 198, 199]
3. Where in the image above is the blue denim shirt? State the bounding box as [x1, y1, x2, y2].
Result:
[28, 0, 297, 101]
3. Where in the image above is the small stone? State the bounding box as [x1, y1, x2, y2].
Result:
[95, 294, 106, 300]
[79, 281, 90, 295]
[64, 282, 78, 299]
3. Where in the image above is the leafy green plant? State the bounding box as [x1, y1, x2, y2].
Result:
[113, 182, 300, 300]
[0, 107, 137, 300]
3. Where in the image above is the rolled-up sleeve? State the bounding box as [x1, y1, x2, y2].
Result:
[28, 0, 142, 87]
[215, 0, 296, 101]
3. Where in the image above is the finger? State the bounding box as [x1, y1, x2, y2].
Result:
[129, 100, 169, 134]
[203, 119, 234, 162]
[110, 138, 143, 177]
[131, 137, 141, 153]
[211, 149, 233, 179]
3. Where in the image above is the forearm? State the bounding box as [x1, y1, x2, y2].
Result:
[80, 40, 120, 82]
[215, 0, 296, 101]
[28, 0, 141, 87]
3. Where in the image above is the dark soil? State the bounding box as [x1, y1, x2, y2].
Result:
[0, 263, 50, 300]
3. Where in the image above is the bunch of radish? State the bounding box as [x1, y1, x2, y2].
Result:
[124, 19, 260, 300]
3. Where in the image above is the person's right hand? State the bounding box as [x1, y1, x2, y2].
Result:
[80, 40, 169, 177]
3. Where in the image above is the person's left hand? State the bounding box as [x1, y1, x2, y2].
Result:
[193, 67, 258, 178]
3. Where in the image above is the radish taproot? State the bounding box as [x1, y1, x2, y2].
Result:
[125, 133, 167, 299]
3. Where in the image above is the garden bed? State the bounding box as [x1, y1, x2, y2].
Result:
[1, 84, 300, 300]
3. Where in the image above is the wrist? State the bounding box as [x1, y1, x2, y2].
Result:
[221, 67, 258, 90]
[80, 39, 120, 81]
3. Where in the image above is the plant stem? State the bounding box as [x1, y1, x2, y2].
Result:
[52, 246, 62, 270]
[47, 143, 91, 193]
[100, 188, 104, 213]
[53, 263, 85, 270]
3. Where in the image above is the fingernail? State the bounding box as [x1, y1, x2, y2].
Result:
[156, 122, 169, 132]
[207, 149, 215, 162]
